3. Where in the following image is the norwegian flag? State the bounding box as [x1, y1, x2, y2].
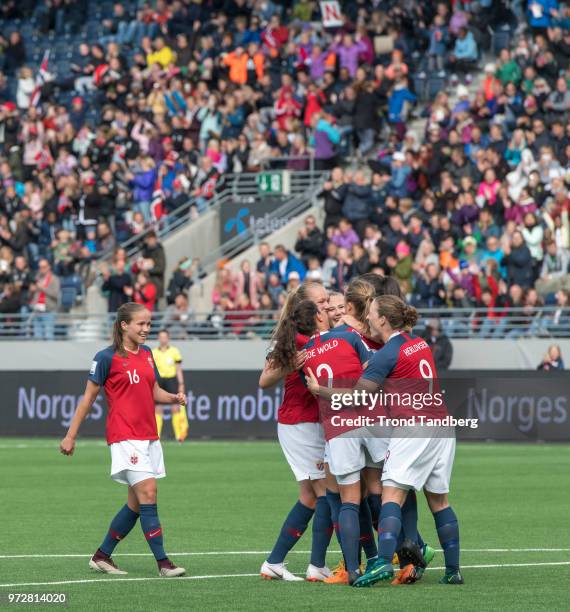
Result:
[30, 50, 50, 108]
[150, 177, 165, 221]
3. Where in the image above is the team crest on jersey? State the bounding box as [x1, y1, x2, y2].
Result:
[316, 462, 324, 472]
[130, 454, 138, 465]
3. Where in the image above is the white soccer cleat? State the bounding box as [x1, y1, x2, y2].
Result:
[89, 556, 128, 575]
[306, 564, 332, 582]
[260, 560, 304, 581]
[158, 560, 186, 577]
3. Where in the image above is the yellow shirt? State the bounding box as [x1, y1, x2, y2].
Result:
[152, 345, 182, 379]
[146, 46, 176, 68]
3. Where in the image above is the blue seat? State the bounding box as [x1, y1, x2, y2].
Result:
[61, 287, 78, 312]
[427, 76, 446, 99]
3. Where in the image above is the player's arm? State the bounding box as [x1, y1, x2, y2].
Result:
[153, 381, 186, 406]
[60, 380, 101, 456]
[259, 350, 306, 388]
[175, 362, 185, 393]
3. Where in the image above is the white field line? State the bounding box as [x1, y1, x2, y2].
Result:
[2, 561, 570, 589]
[1, 548, 570, 560]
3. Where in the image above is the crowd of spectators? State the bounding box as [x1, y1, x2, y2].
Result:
[0, 0, 567, 339]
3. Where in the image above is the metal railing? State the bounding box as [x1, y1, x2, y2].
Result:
[3, 307, 570, 341]
[101, 169, 326, 262]
[199, 178, 327, 274]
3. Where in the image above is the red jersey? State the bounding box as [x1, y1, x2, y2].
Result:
[274, 334, 318, 425]
[362, 332, 448, 420]
[301, 329, 371, 440]
[88, 345, 160, 444]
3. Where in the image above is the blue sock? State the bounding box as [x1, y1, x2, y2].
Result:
[359, 501, 378, 561]
[99, 504, 139, 557]
[267, 501, 314, 564]
[326, 489, 343, 549]
[434, 506, 460, 573]
[339, 502, 360, 573]
[401, 490, 419, 544]
[378, 502, 402, 565]
[310, 496, 333, 568]
[418, 531, 426, 550]
[367, 493, 381, 532]
[139, 503, 167, 562]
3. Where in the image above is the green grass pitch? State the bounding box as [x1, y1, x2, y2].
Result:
[1, 439, 569, 611]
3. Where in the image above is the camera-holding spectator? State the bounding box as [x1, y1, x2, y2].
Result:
[294, 215, 324, 266]
[537, 344, 564, 371]
[100, 259, 132, 313]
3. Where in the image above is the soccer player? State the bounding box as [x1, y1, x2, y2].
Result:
[153, 329, 188, 442]
[308, 296, 462, 587]
[59, 302, 187, 577]
[339, 276, 434, 583]
[259, 281, 334, 582]
[326, 292, 345, 327]
[295, 299, 386, 586]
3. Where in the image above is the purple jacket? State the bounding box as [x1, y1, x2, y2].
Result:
[131, 168, 157, 203]
[310, 53, 328, 81]
[331, 228, 360, 250]
[331, 40, 367, 76]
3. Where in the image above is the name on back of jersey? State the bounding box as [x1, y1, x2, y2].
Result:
[306, 339, 339, 359]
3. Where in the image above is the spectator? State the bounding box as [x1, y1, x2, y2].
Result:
[294, 215, 324, 266]
[502, 230, 533, 288]
[160, 293, 195, 339]
[30, 258, 60, 340]
[537, 344, 564, 370]
[132, 271, 157, 311]
[138, 231, 166, 300]
[268, 244, 306, 285]
[337, 172, 373, 238]
[423, 319, 453, 370]
[311, 112, 340, 170]
[100, 259, 132, 313]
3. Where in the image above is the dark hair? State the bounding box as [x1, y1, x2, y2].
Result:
[158, 329, 170, 336]
[270, 300, 318, 371]
[372, 295, 418, 330]
[112, 302, 147, 357]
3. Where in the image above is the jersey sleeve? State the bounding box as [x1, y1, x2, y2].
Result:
[173, 347, 182, 363]
[346, 333, 373, 365]
[361, 342, 400, 385]
[88, 347, 114, 387]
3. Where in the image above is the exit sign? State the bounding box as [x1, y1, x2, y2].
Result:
[257, 171, 290, 195]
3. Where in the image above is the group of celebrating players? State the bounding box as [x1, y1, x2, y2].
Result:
[57, 268, 461, 587]
[259, 274, 463, 587]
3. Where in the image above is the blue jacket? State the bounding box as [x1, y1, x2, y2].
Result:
[454, 31, 478, 60]
[268, 251, 307, 284]
[528, 0, 559, 27]
[388, 88, 416, 123]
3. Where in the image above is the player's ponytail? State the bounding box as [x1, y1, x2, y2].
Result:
[113, 302, 147, 357]
[374, 295, 418, 331]
[269, 300, 319, 371]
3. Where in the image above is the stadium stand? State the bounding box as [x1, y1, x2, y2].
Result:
[0, 0, 568, 339]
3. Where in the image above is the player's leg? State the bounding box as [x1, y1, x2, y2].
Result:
[425, 490, 463, 584]
[155, 405, 164, 437]
[353, 484, 408, 587]
[362, 467, 381, 532]
[337, 477, 362, 584]
[359, 472, 378, 570]
[323, 463, 349, 584]
[261, 479, 315, 581]
[172, 404, 189, 442]
[306, 477, 334, 581]
[89, 486, 140, 574]
[131, 476, 185, 577]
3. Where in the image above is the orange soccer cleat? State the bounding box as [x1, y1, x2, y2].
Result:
[323, 560, 349, 585]
[391, 564, 418, 585]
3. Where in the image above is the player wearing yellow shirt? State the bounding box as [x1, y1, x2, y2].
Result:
[153, 330, 188, 442]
